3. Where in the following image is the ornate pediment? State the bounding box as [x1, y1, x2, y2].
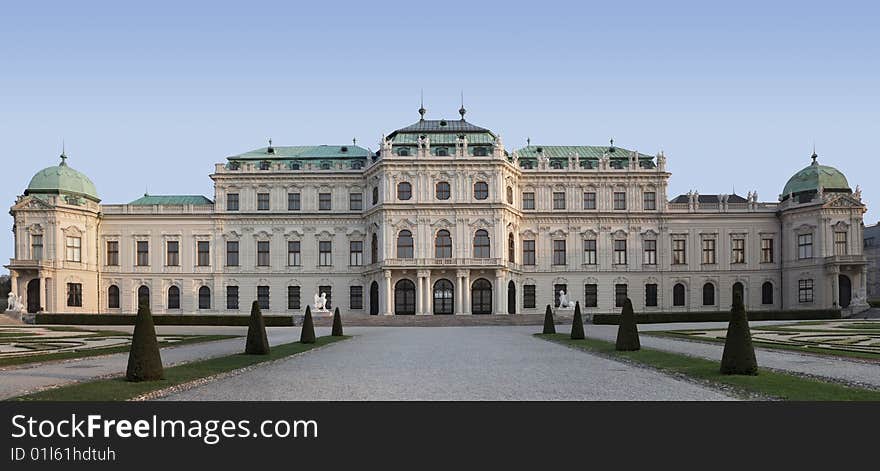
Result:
[13, 196, 54, 211]
[824, 194, 864, 209]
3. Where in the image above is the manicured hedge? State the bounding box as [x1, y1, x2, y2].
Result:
[592, 309, 841, 325]
[34, 313, 294, 326]
[869, 299, 880, 308]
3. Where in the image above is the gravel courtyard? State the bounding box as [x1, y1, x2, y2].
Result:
[161, 327, 735, 401]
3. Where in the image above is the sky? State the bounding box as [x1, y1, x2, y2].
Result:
[1, 0, 878, 270]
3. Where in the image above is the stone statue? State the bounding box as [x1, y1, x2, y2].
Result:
[558, 290, 574, 309]
[854, 185, 862, 201]
[5, 292, 23, 314]
[313, 292, 328, 311]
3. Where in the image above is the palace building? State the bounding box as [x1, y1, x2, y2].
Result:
[6, 106, 871, 317]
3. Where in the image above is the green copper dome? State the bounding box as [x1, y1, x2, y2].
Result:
[25, 154, 100, 202]
[782, 154, 849, 198]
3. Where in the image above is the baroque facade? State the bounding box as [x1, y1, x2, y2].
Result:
[6, 108, 871, 317]
[865, 223, 880, 300]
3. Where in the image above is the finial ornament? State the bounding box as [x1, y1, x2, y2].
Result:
[419, 89, 426, 120]
[59, 139, 68, 165]
[459, 90, 466, 119]
[526, 137, 531, 146]
[811, 144, 818, 164]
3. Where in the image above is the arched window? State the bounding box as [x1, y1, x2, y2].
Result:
[167, 286, 180, 309]
[673, 283, 686, 307]
[397, 230, 414, 259]
[108, 285, 120, 309]
[433, 279, 454, 315]
[198, 286, 211, 309]
[398, 147, 410, 156]
[474, 230, 490, 258]
[394, 279, 416, 315]
[702, 283, 715, 306]
[436, 147, 449, 156]
[762, 282, 774, 305]
[474, 181, 489, 200]
[372, 187, 379, 205]
[551, 160, 563, 169]
[471, 279, 493, 314]
[435, 230, 452, 258]
[371, 233, 379, 263]
[369, 281, 379, 315]
[436, 182, 451, 200]
[138, 285, 150, 309]
[732, 282, 744, 304]
[508, 233, 515, 263]
[397, 182, 412, 200]
[473, 147, 489, 157]
[506, 186, 513, 204]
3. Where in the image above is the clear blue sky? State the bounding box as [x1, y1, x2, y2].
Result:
[2, 0, 878, 270]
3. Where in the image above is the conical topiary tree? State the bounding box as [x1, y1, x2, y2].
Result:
[126, 301, 164, 382]
[720, 294, 758, 375]
[570, 301, 585, 340]
[615, 298, 640, 351]
[245, 300, 270, 355]
[300, 305, 316, 344]
[331, 306, 343, 337]
[542, 304, 556, 334]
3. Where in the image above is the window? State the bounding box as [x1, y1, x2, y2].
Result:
[584, 240, 597, 265]
[227, 193, 239, 211]
[553, 192, 566, 210]
[436, 147, 449, 156]
[583, 192, 596, 210]
[398, 147, 410, 156]
[798, 279, 814, 303]
[197, 241, 210, 266]
[397, 182, 412, 200]
[523, 240, 536, 265]
[288, 192, 301, 211]
[350, 240, 363, 266]
[166, 241, 179, 266]
[288, 286, 301, 310]
[834, 231, 848, 255]
[506, 186, 514, 204]
[349, 192, 362, 211]
[372, 187, 379, 205]
[474, 230, 490, 258]
[508, 233, 515, 263]
[350, 286, 363, 310]
[257, 285, 270, 310]
[319, 193, 332, 210]
[319, 241, 332, 266]
[434, 280, 454, 314]
[320, 162, 331, 170]
[66, 283, 82, 307]
[762, 282, 773, 305]
[615, 284, 628, 308]
[66, 236, 82, 262]
[702, 283, 715, 306]
[731, 238, 745, 264]
[613, 240, 627, 265]
[168, 286, 180, 309]
[522, 192, 535, 210]
[136, 240, 149, 266]
[371, 234, 379, 263]
[319, 285, 332, 310]
[643, 192, 656, 210]
[397, 230, 414, 259]
[288, 241, 301, 266]
[257, 192, 270, 211]
[798, 234, 813, 259]
[672, 239, 687, 265]
[395, 280, 416, 315]
[257, 240, 270, 267]
[552, 240, 566, 265]
[702, 239, 716, 264]
[198, 286, 211, 309]
[473, 147, 489, 157]
[226, 241, 239, 266]
[31, 234, 43, 260]
[106, 240, 118, 266]
[645, 283, 658, 307]
[761, 238, 774, 263]
[226, 286, 239, 310]
[613, 192, 627, 210]
[474, 182, 489, 200]
[523, 285, 536, 309]
[108, 285, 120, 309]
[259, 161, 270, 170]
[584, 284, 598, 307]
[673, 283, 686, 306]
[436, 182, 451, 200]
[553, 284, 568, 308]
[643, 240, 657, 265]
[435, 230, 452, 258]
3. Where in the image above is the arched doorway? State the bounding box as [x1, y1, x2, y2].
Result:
[394, 279, 416, 315]
[369, 281, 379, 315]
[26, 279, 40, 313]
[839, 275, 852, 308]
[732, 282, 744, 304]
[433, 279, 454, 315]
[471, 278, 492, 315]
[138, 285, 150, 309]
[507, 281, 516, 314]
[673, 283, 686, 307]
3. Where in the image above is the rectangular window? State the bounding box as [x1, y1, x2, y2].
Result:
[761, 238, 774, 263]
[615, 284, 628, 308]
[583, 240, 597, 265]
[643, 240, 657, 265]
[226, 241, 239, 266]
[319, 285, 332, 310]
[350, 240, 363, 266]
[257, 285, 270, 310]
[32, 235, 43, 260]
[583, 192, 596, 210]
[288, 241, 301, 266]
[643, 192, 656, 210]
[350, 193, 363, 211]
[226, 286, 239, 310]
[553, 284, 568, 308]
[288, 285, 301, 310]
[257, 192, 270, 211]
[523, 285, 536, 309]
[66, 283, 82, 307]
[136, 240, 149, 266]
[672, 239, 687, 265]
[834, 231, 847, 256]
[350, 286, 363, 310]
[227, 193, 239, 211]
[613, 240, 627, 265]
[731, 238, 745, 264]
[319, 241, 332, 266]
[166, 241, 179, 266]
[552, 240, 566, 265]
[798, 279, 814, 303]
[105, 240, 118, 266]
[522, 192, 535, 210]
[552, 192, 566, 210]
[613, 192, 627, 210]
[702, 239, 716, 264]
[319, 193, 332, 211]
[523, 240, 536, 265]
[66, 236, 82, 262]
[798, 234, 813, 259]
[288, 192, 301, 211]
[645, 283, 658, 307]
[584, 284, 598, 308]
[197, 241, 210, 266]
[257, 240, 270, 267]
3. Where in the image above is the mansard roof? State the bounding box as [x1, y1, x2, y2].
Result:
[129, 194, 213, 205]
[390, 118, 495, 136]
[669, 193, 748, 204]
[229, 145, 371, 160]
[515, 145, 654, 160]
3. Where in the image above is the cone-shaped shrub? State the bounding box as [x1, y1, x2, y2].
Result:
[542, 304, 556, 334]
[245, 300, 270, 355]
[126, 301, 164, 382]
[720, 294, 758, 375]
[300, 305, 316, 344]
[331, 307, 344, 336]
[615, 298, 640, 351]
[570, 301, 585, 340]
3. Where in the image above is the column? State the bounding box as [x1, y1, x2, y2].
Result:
[463, 272, 471, 314]
[383, 270, 393, 315]
[424, 271, 432, 315]
[455, 273, 463, 315]
[495, 270, 506, 315]
[416, 275, 424, 315]
[831, 270, 839, 309]
[39, 276, 46, 312]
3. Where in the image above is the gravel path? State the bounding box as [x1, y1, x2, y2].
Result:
[161, 327, 735, 401]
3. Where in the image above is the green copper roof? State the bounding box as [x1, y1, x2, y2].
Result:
[391, 132, 497, 146]
[514, 145, 654, 160]
[129, 195, 213, 205]
[26, 154, 100, 202]
[230, 145, 370, 160]
[782, 155, 850, 196]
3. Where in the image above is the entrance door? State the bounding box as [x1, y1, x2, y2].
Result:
[507, 281, 516, 315]
[369, 281, 379, 315]
[471, 278, 492, 315]
[26, 279, 40, 313]
[394, 279, 416, 315]
[433, 279, 454, 315]
[839, 275, 852, 308]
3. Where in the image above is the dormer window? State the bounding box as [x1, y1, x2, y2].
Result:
[290, 161, 301, 170]
[259, 161, 271, 171]
[521, 161, 533, 169]
[351, 160, 364, 170]
[473, 147, 488, 157]
[436, 147, 449, 157]
[551, 160, 563, 169]
[228, 161, 240, 170]
[398, 147, 410, 156]
[340, 146, 348, 153]
[320, 161, 331, 170]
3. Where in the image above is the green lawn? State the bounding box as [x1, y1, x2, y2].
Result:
[537, 333, 880, 401]
[12, 335, 348, 401]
